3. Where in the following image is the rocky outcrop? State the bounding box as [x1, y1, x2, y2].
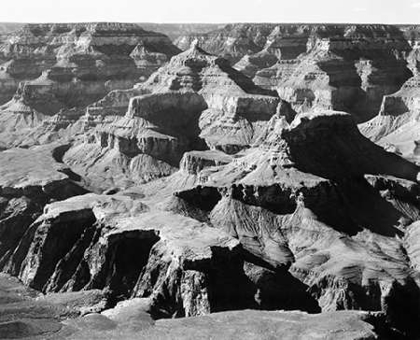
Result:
[0, 96, 46, 149]
[0, 144, 87, 269]
[63, 91, 208, 191]
[140, 42, 279, 152]
[179, 150, 233, 175]
[359, 91, 420, 164]
[5, 193, 263, 318]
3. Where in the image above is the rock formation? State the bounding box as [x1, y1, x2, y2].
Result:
[1, 22, 420, 339]
[62, 42, 280, 191]
[254, 25, 412, 122]
[176, 24, 414, 122]
[0, 272, 391, 339]
[0, 144, 87, 269]
[139, 23, 223, 40]
[0, 23, 180, 148]
[360, 29, 420, 163]
[171, 109, 420, 335]
[174, 24, 311, 65]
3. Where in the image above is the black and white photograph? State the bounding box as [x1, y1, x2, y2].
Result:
[0, 0, 419, 339]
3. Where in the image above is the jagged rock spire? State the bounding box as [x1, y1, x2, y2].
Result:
[190, 38, 200, 50]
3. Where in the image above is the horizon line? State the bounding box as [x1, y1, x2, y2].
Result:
[3, 20, 420, 26]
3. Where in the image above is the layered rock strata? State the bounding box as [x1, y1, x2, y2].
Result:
[64, 42, 280, 191]
[360, 36, 420, 164]
[0, 144, 87, 269]
[254, 25, 412, 122]
[0, 23, 181, 148]
[2, 22, 420, 339]
[170, 109, 420, 335]
[0, 273, 389, 340]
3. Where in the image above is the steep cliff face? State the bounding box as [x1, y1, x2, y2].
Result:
[63, 91, 208, 191]
[132, 42, 279, 153]
[0, 272, 388, 340]
[359, 77, 420, 164]
[0, 144, 87, 270]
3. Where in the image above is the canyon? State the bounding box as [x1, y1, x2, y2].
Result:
[0, 22, 420, 340]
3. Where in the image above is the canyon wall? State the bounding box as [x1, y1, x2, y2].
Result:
[0, 22, 420, 339]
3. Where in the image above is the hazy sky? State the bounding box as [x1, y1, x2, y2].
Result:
[3, 0, 420, 24]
